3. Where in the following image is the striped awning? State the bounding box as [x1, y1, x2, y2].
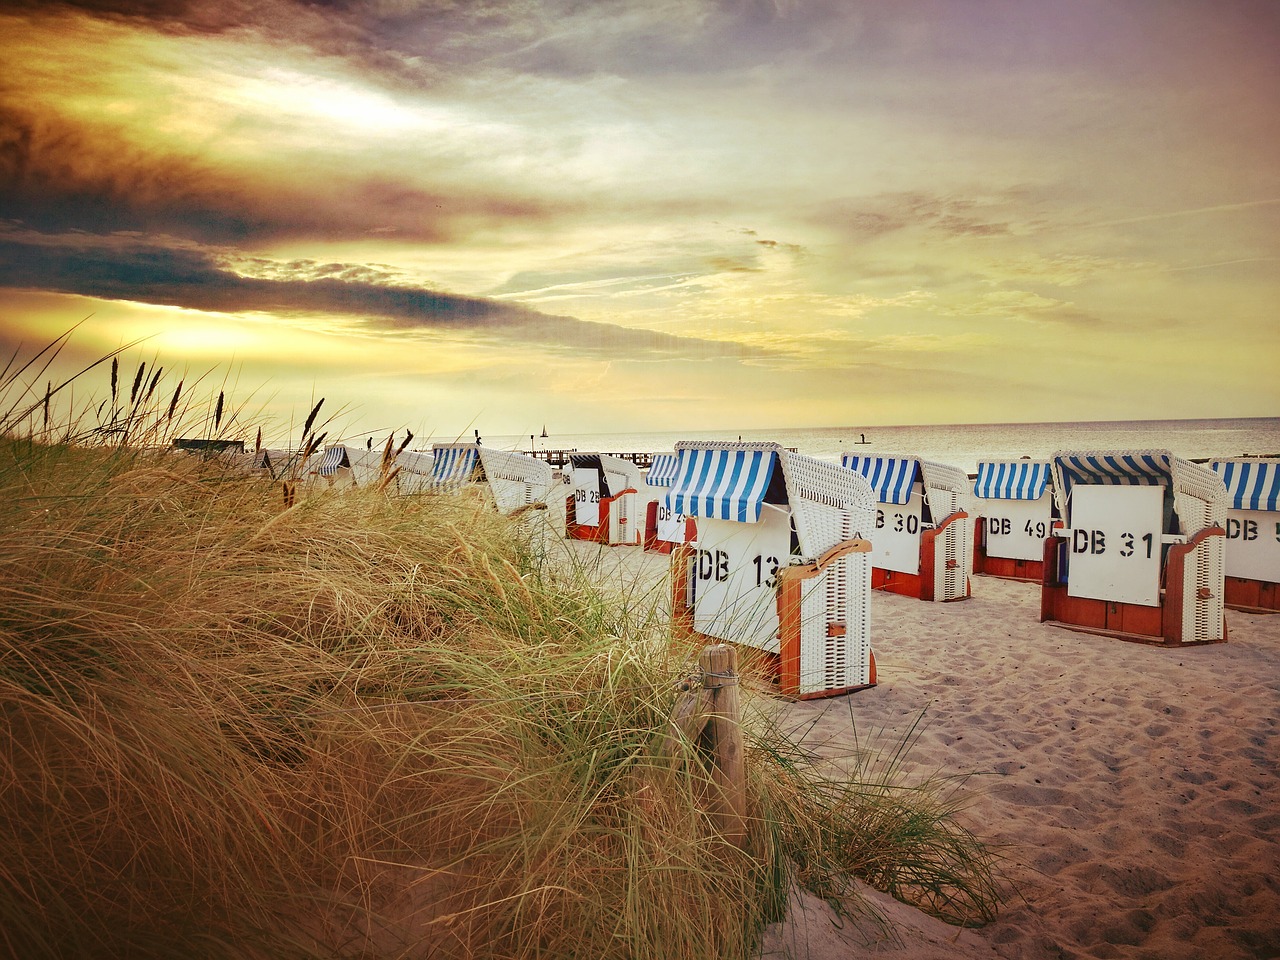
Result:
[317, 446, 349, 476]
[569, 454, 612, 498]
[646, 453, 680, 487]
[429, 445, 480, 488]
[974, 461, 1051, 500]
[1212, 459, 1280, 512]
[841, 456, 919, 505]
[1053, 452, 1172, 502]
[665, 447, 778, 523]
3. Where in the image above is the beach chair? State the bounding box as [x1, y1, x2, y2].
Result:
[841, 454, 973, 602]
[1041, 450, 1227, 645]
[565, 454, 643, 545]
[642, 453, 696, 553]
[309, 444, 383, 489]
[429, 443, 556, 516]
[245, 447, 291, 477]
[1209, 458, 1280, 613]
[391, 449, 435, 495]
[972, 459, 1057, 582]
[667, 441, 876, 699]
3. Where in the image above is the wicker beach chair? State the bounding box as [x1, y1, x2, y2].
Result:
[841, 453, 973, 602]
[1209, 458, 1280, 613]
[308, 443, 384, 489]
[1042, 450, 1228, 645]
[667, 441, 876, 699]
[429, 443, 556, 516]
[972, 459, 1056, 582]
[391, 449, 435, 495]
[642, 452, 694, 553]
[565, 453, 643, 545]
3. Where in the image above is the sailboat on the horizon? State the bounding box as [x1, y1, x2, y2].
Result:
[540, 425, 549, 438]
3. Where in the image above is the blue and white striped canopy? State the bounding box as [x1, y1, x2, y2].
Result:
[1053, 452, 1172, 502]
[1211, 459, 1280, 512]
[665, 447, 778, 523]
[974, 461, 1051, 500]
[317, 446, 349, 476]
[646, 453, 680, 487]
[841, 456, 919, 505]
[429, 445, 480, 488]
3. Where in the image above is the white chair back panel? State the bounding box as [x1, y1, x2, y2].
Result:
[571, 467, 601, 525]
[1065, 485, 1163, 607]
[1223, 509, 1280, 582]
[690, 507, 790, 653]
[981, 493, 1053, 562]
[869, 486, 925, 575]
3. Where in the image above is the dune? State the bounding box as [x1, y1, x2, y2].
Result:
[572, 540, 1280, 960]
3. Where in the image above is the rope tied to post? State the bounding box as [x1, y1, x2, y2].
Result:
[701, 669, 739, 688]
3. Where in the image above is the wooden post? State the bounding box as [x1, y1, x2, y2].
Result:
[670, 543, 696, 637]
[699, 644, 746, 847]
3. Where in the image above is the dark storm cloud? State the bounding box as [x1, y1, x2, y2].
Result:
[0, 107, 555, 246]
[0, 230, 770, 359]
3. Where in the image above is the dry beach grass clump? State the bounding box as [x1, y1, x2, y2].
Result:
[0, 343, 1000, 958]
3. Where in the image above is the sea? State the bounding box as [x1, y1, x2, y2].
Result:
[483, 417, 1280, 475]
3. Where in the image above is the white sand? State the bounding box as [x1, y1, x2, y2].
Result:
[569, 541, 1280, 960]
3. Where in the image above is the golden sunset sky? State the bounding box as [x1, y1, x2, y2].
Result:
[1, 0, 1277, 443]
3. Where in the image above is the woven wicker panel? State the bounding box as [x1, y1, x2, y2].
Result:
[778, 450, 876, 557]
[917, 459, 974, 506]
[607, 491, 640, 545]
[478, 448, 555, 514]
[936, 518, 972, 602]
[1187, 537, 1226, 642]
[796, 513, 873, 695]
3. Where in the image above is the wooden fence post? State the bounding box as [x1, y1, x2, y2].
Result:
[699, 643, 746, 847]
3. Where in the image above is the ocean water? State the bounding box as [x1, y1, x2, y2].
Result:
[486, 417, 1280, 475]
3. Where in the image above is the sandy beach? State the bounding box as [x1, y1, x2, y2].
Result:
[571, 542, 1280, 960]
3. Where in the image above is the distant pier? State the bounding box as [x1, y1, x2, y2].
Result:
[526, 449, 654, 469]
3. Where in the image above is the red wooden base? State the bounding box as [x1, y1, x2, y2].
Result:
[974, 555, 1045, 581]
[733, 645, 876, 701]
[973, 517, 1045, 582]
[872, 566, 927, 599]
[642, 501, 695, 553]
[565, 496, 608, 543]
[565, 491, 641, 546]
[1039, 529, 1228, 646]
[1224, 576, 1280, 614]
[669, 542, 875, 700]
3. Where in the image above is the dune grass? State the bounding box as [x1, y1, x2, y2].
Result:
[0, 346, 1001, 958]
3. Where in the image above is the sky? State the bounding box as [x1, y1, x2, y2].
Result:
[1, 0, 1277, 445]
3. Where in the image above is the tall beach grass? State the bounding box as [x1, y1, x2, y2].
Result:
[0, 343, 1001, 958]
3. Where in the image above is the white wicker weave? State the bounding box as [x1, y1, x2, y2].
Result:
[477, 447, 556, 515]
[917, 458, 974, 602]
[776, 448, 877, 694]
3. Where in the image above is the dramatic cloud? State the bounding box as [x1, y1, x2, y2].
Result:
[0, 0, 1275, 433]
[0, 228, 770, 360]
[0, 106, 562, 245]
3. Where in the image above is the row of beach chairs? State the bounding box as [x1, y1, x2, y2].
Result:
[247, 441, 1278, 700]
